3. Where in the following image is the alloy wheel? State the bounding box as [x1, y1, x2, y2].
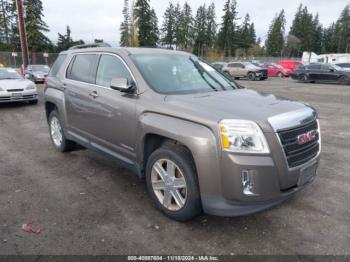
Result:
[50, 116, 63, 147]
[151, 159, 187, 211]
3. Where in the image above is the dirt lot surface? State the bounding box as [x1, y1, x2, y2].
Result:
[0, 78, 349, 255]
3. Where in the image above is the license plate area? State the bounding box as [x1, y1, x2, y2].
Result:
[298, 163, 317, 186]
[12, 93, 22, 98]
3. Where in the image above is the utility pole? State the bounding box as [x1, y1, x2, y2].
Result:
[15, 0, 29, 68]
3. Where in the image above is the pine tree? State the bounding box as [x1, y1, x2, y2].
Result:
[205, 2, 216, 49]
[265, 10, 286, 56]
[217, 0, 238, 57]
[24, 0, 51, 52]
[161, 2, 175, 48]
[193, 4, 207, 56]
[333, 5, 350, 53]
[179, 2, 193, 50]
[120, 0, 131, 47]
[149, 8, 159, 47]
[57, 26, 73, 51]
[134, 0, 156, 47]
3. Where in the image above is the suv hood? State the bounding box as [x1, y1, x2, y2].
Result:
[164, 89, 313, 132]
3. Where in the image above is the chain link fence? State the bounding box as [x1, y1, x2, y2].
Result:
[0, 52, 59, 68]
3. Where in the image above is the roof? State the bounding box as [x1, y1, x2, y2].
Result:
[61, 47, 191, 56]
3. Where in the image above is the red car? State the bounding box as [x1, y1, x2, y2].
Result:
[278, 60, 304, 72]
[261, 63, 291, 77]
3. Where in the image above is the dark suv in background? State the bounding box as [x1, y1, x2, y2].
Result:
[44, 44, 321, 221]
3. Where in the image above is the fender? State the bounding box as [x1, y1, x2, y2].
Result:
[137, 112, 223, 198]
[44, 87, 69, 128]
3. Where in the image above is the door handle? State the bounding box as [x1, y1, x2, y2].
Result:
[89, 91, 99, 98]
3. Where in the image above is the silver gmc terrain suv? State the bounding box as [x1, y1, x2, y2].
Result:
[44, 44, 321, 221]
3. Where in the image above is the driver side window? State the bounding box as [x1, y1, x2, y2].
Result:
[96, 55, 133, 88]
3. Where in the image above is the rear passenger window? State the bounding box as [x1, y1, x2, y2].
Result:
[49, 54, 67, 77]
[96, 55, 133, 87]
[307, 64, 321, 70]
[66, 54, 98, 84]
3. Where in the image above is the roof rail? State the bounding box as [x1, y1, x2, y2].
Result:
[68, 43, 111, 50]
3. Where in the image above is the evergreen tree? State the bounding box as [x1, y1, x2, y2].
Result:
[265, 10, 286, 56]
[333, 5, 350, 53]
[205, 2, 216, 49]
[57, 26, 73, 51]
[179, 2, 193, 50]
[24, 0, 51, 52]
[0, 0, 12, 46]
[161, 2, 175, 48]
[217, 0, 238, 57]
[149, 8, 159, 47]
[120, 0, 131, 47]
[238, 14, 256, 51]
[322, 23, 336, 53]
[134, 0, 156, 47]
[193, 4, 207, 56]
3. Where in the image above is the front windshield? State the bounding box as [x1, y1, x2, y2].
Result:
[32, 65, 50, 72]
[131, 54, 238, 94]
[0, 69, 22, 80]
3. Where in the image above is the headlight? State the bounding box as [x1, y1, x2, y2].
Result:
[26, 85, 36, 90]
[219, 119, 270, 153]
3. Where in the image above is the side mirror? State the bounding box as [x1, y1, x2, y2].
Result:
[110, 78, 135, 93]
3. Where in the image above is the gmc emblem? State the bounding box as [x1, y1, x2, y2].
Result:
[297, 130, 317, 145]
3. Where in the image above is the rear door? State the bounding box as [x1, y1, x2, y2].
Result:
[63, 53, 100, 139]
[306, 64, 321, 81]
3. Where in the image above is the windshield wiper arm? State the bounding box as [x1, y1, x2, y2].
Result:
[189, 57, 220, 92]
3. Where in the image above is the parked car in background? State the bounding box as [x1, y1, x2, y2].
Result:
[0, 68, 38, 104]
[291, 63, 350, 84]
[278, 60, 304, 72]
[336, 63, 350, 71]
[45, 45, 320, 221]
[25, 64, 50, 83]
[222, 62, 268, 80]
[261, 63, 292, 77]
[211, 62, 227, 72]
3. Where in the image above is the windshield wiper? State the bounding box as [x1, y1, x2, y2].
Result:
[189, 57, 223, 92]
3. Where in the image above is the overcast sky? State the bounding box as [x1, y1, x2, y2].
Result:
[42, 0, 349, 46]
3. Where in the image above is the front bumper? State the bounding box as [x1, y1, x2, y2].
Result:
[0, 90, 38, 103]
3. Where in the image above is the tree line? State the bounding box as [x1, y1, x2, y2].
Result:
[0, 0, 349, 57]
[121, 0, 350, 57]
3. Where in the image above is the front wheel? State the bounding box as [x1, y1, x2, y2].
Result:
[146, 145, 202, 221]
[338, 76, 350, 85]
[299, 74, 309, 83]
[248, 72, 256, 81]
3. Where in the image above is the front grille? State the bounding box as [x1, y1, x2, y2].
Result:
[258, 69, 268, 77]
[7, 89, 24, 92]
[278, 120, 320, 168]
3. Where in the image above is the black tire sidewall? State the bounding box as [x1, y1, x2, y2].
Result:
[248, 72, 256, 81]
[146, 146, 202, 221]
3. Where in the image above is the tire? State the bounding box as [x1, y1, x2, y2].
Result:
[28, 99, 38, 105]
[248, 72, 256, 81]
[338, 76, 350, 85]
[146, 144, 202, 221]
[277, 72, 284, 78]
[48, 110, 76, 152]
[299, 74, 309, 83]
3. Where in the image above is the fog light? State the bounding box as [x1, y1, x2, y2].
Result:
[241, 170, 257, 196]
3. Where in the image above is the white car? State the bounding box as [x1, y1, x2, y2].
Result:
[0, 68, 38, 104]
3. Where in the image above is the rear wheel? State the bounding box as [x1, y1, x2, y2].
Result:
[339, 76, 350, 85]
[277, 72, 284, 78]
[248, 72, 256, 81]
[48, 110, 76, 152]
[146, 144, 202, 221]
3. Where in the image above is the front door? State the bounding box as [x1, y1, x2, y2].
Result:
[86, 54, 138, 162]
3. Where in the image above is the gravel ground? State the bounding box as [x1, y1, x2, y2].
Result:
[0, 78, 349, 255]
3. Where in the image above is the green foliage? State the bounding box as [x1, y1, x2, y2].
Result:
[265, 10, 286, 56]
[217, 0, 238, 57]
[134, 0, 157, 47]
[193, 4, 207, 56]
[120, 0, 131, 47]
[161, 2, 175, 48]
[24, 0, 52, 52]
